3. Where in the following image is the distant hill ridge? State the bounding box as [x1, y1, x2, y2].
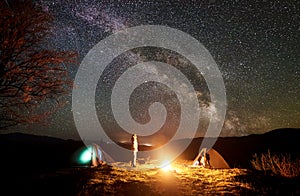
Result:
[0, 128, 299, 169]
[0, 132, 80, 143]
[2, 127, 299, 142]
[179, 128, 300, 168]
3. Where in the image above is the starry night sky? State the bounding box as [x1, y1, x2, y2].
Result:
[8, 0, 300, 140]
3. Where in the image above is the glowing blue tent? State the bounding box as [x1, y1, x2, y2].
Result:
[76, 143, 115, 167]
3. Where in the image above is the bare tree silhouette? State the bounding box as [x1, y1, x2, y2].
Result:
[0, 0, 77, 129]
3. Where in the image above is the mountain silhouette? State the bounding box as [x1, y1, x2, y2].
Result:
[178, 128, 300, 168]
[0, 128, 299, 169]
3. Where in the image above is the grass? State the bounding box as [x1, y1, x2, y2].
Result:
[251, 150, 300, 178]
[78, 163, 253, 195]
[6, 160, 300, 195]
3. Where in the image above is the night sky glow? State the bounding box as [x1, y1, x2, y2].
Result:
[8, 0, 300, 140]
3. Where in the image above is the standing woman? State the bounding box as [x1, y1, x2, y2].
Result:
[131, 134, 138, 167]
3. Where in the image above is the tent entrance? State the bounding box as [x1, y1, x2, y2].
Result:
[193, 148, 230, 169]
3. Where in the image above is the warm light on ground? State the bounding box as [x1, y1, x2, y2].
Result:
[161, 161, 173, 172]
[159, 160, 184, 173]
[80, 160, 256, 195]
[161, 164, 173, 171]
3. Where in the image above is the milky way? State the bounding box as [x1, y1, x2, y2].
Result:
[8, 0, 299, 140]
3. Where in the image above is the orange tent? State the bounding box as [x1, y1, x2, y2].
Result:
[193, 148, 230, 169]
